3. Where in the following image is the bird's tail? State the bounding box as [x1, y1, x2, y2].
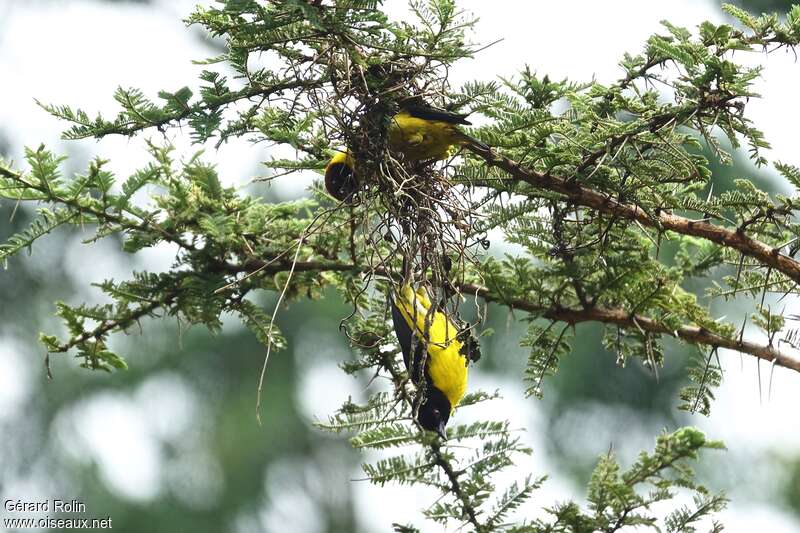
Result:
[455, 131, 491, 155]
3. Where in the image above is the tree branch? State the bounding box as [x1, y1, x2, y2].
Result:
[465, 144, 800, 285]
[459, 280, 800, 373]
[40, 79, 323, 140]
[0, 164, 197, 251]
[47, 295, 177, 354]
[377, 352, 486, 531]
[223, 258, 800, 374]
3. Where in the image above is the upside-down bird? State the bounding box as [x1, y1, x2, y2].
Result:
[391, 284, 474, 438]
[324, 103, 488, 201]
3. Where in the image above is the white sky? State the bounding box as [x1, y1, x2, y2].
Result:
[1, 0, 799, 531]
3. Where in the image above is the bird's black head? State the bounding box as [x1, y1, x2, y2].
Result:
[416, 386, 452, 439]
[324, 161, 358, 202]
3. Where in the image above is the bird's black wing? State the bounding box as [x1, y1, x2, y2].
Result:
[402, 104, 472, 125]
[391, 299, 426, 383]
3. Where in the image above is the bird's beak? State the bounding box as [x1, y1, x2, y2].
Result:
[436, 421, 447, 440]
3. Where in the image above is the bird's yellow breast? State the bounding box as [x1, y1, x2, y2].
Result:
[395, 285, 469, 411]
[425, 340, 468, 411]
[388, 112, 463, 161]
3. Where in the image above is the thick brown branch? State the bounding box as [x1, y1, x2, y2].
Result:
[466, 144, 800, 285]
[551, 307, 800, 370]
[459, 281, 800, 373]
[224, 259, 800, 373]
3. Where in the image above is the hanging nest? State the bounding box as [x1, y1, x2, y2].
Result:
[314, 49, 487, 351]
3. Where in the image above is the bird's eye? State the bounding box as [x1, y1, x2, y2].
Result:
[432, 408, 440, 417]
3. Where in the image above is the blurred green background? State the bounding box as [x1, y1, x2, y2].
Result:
[1, 1, 798, 531]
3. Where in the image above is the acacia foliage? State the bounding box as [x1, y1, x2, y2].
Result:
[2, 0, 800, 529]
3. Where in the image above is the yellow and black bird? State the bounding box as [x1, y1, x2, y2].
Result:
[323, 150, 357, 203]
[324, 104, 488, 201]
[391, 284, 473, 438]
